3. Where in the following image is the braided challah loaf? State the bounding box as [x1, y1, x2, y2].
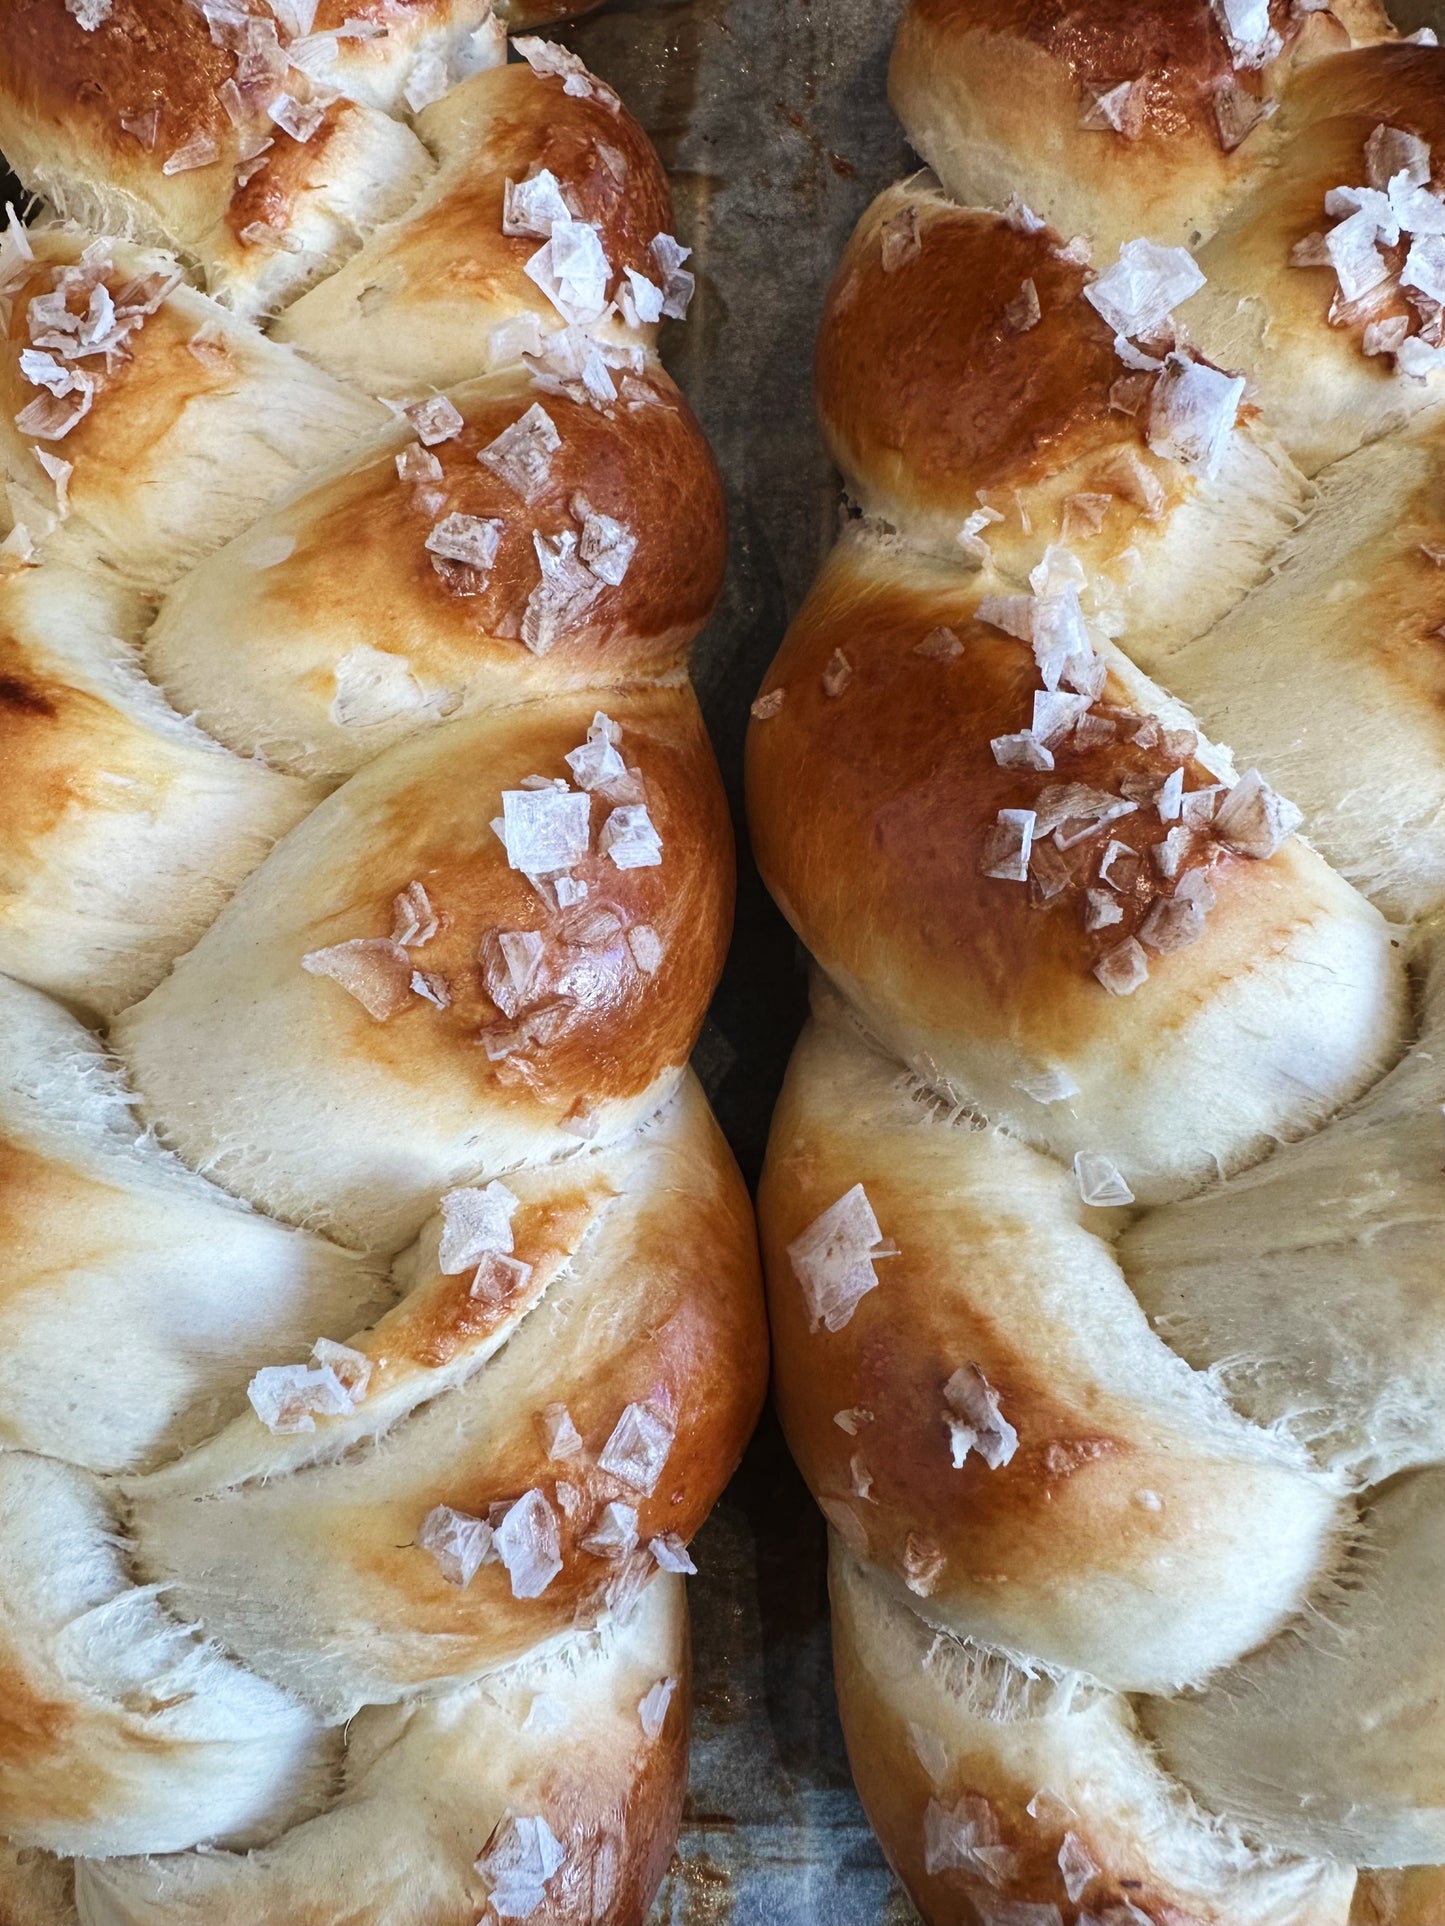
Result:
[0, 6, 767, 1922]
[750, 4, 1445, 1922]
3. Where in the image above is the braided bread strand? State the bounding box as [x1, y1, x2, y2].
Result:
[750, 4, 1445, 1922]
[0, 6, 765, 1921]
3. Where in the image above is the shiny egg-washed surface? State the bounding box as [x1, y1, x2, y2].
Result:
[750, 1, 1445, 1922]
[0, 4, 767, 1921]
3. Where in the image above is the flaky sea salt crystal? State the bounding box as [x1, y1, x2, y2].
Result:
[525, 218, 611, 326]
[161, 131, 218, 174]
[1084, 887, 1123, 931]
[15, 383, 93, 441]
[788, 1184, 896, 1333]
[477, 403, 561, 503]
[391, 881, 438, 948]
[1003, 194, 1045, 234]
[1081, 78, 1147, 140]
[982, 808, 1036, 881]
[1364, 314, 1411, 356]
[1146, 353, 1244, 477]
[943, 1364, 1018, 1470]
[310, 1337, 371, 1400]
[638, 1676, 677, 1739]
[1210, 0, 1280, 68]
[580, 1500, 639, 1558]
[576, 505, 636, 585]
[493, 1489, 562, 1598]
[1073, 1152, 1135, 1208]
[1213, 76, 1275, 152]
[1397, 335, 1445, 379]
[438, 1180, 519, 1273]
[975, 593, 1034, 641]
[301, 938, 414, 1021]
[1213, 767, 1302, 856]
[1139, 893, 1206, 953]
[64, 0, 112, 28]
[1032, 592, 1097, 695]
[1326, 206, 1390, 304]
[426, 513, 503, 575]
[1058, 1831, 1101, 1904]
[499, 786, 591, 873]
[915, 626, 963, 659]
[1152, 826, 1193, 880]
[410, 969, 450, 1009]
[1032, 691, 1094, 745]
[269, 92, 326, 142]
[247, 1361, 354, 1434]
[1366, 124, 1431, 192]
[482, 927, 545, 1016]
[833, 1408, 872, 1436]
[822, 648, 853, 696]
[475, 1813, 565, 1920]
[1029, 840, 1071, 902]
[523, 529, 603, 654]
[599, 803, 662, 869]
[1004, 276, 1041, 332]
[32, 447, 71, 517]
[537, 1402, 582, 1460]
[1015, 1066, 1080, 1104]
[880, 203, 921, 272]
[1156, 768, 1185, 822]
[1073, 712, 1117, 750]
[598, 1402, 675, 1495]
[628, 924, 663, 973]
[1084, 238, 1205, 340]
[1094, 936, 1149, 995]
[417, 1504, 492, 1586]
[470, 1252, 533, 1304]
[503, 168, 574, 240]
[1404, 235, 1445, 305]
[563, 711, 625, 791]
[991, 732, 1054, 771]
[650, 1533, 696, 1574]
[650, 231, 695, 319]
[923, 1795, 1018, 1886]
[402, 394, 463, 446]
[1389, 172, 1445, 236]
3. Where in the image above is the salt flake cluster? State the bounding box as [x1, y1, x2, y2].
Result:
[787, 1182, 900, 1333]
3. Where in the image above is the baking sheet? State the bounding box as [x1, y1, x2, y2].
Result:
[554, 0, 919, 1915]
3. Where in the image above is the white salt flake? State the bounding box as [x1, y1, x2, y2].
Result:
[1210, 0, 1280, 69]
[650, 231, 695, 319]
[619, 266, 666, 327]
[627, 924, 663, 973]
[538, 1402, 582, 1460]
[833, 1408, 872, 1435]
[1059, 1831, 1101, 1904]
[1004, 276, 1042, 331]
[247, 1361, 354, 1433]
[822, 648, 853, 695]
[438, 1180, 519, 1273]
[1389, 171, 1445, 237]
[787, 1183, 896, 1333]
[576, 505, 637, 585]
[525, 217, 611, 326]
[982, 807, 1036, 881]
[923, 1794, 1019, 1887]
[493, 1489, 562, 1598]
[32, 447, 71, 517]
[1213, 766, 1302, 857]
[599, 803, 662, 869]
[975, 593, 1035, 640]
[564, 710, 626, 790]
[301, 938, 414, 1021]
[1404, 235, 1445, 305]
[880, 203, 921, 272]
[64, 0, 112, 28]
[310, 1337, 371, 1400]
[1364, 315, 1411, 356]
[1139, 892, 1207, 953]
[1146, 353, 1245, 477]
[499, 786, 591, 873]
[391, 880, 438, 947]
[943, 1364, 1018, 1470]
[475, 1813, 565, 1921]
[580, 1500, 639, 1558]
[503, 168, 575, 240]
[417, 1504, 492, 1586]
[638, 1676, 677, 1738]
[650, 1533, 696, 1574]
[426, 512, 503, 573]
[1074, 1152, 1135, 1207]
[599, 1402, 675, 1495]
[1397, 336, 1445, 380]
[1326, 206, 1390, 304]
[1366, 124, 1430, 192]
[1084, 238, 1205, 340]
[991, 732, 1054, 771]
[477, 403, 561, 503]
[915, 626, 963, 659]
[1094, 936, 1150, 996]
[1015, 1067, 1080, 1104]
[1081, 78, 1147, 141]
[1084, 888, 1123, 931]
[404, 394, 464, 445]
[523, 529, 604, 654]
[162, 130, 219, 174]
[1213, 76, 1275, 152]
